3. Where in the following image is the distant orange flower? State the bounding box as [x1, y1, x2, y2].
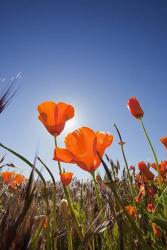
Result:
[160, 161, 167, 176]
[9, 174, 26, 188]
[60, 172, 73, 185]
[125, 205, 137, 219]
[37, 101, 74, 136]
[151, 161, 167, 177]
[1, 171, 14, 183]
[147, 203, 156, 213]
[127, 96, 144, 119]
[138, 161, 154, 180]
[135, 196, 141, 203]
[135, 173, 148, 186]
[0, 172, 26, 188]
[135, 184, 146, 203]
[160, 137, 167, 150]
[150, 163, 157, 171]
[147, 187, 157, 197]
[152, 223, 162, 238]
[43, 217, 48, 229]
[54, 127, 113, 172]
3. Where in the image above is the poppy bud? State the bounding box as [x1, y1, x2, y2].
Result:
[152, 223, 162, 238]
[160, 137, 167, 150]
[125, 205, 137, 219]
[147, 203, 156, 213]
[60, 172, 73, 186]
[59, 199, 69, 219]
[43, 216, 48, 229]
[127, 96, 144, 119]
[138, 161, 154, 180]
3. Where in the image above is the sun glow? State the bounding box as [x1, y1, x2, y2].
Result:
[63, 116, 78, 134]
[62, 103, 85, 135]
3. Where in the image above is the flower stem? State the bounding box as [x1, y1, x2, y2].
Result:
[67, 222, 73, 250]
[91, 171, 102, 209]
[140, 119, 162, 186]
[114, 124, 136, 207]
[37, 157, 58, 248]
[54, 137, 83, 240]
[98, 153, 152, 250]
[63, 185, 84, 240]
[54, 136, 62, 174]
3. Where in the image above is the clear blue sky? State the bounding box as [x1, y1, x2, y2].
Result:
[0, 0, 167, 180]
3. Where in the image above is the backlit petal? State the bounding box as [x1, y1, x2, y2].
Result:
[53, 148, 75, 163]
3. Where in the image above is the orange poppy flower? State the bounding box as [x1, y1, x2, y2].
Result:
[43, 217, 48, 229]
[60, 172, 73, 185]
[160, 137, 167, 150]
[9, 174, 26, 188]
[147, 203, 156, 213]
[160, 161, 167, 176]
[37, 101, 74, 136]
[1, 172, 26, 188]
[135, 196, 141, 203]
[138, 161, 154, 180]
[135, 173, 148, 186]
[1, 171, 15, 183]
[150, 163, 157, 171]
[135, 183, 146, 203]
[151, 161, 167, 178]
[152, 223, 162, 238]
[127, 96, 144, 119]
[53, 127, 113, 172]
[125, 205, 137, 219]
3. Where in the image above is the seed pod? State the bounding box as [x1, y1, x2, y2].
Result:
[59, 199, 69, 219]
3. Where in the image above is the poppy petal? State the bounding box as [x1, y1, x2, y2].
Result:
[96, 132, 113, 156]
[53, 148, 75, 163]
[55, 102, 74, 125]
[38, 101, 57, 135]
[160, 137, 167, 150]
[60, 172, 73, 185]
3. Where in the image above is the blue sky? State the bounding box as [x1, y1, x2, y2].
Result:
[0, 0, 167, 180]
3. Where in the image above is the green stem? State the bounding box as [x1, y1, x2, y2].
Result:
[91, 171, 102, 209]
[42, 183, 51, 250]
[114, 124, 136, 206]
[155, 184, 167, 211]
[140, 119, 162, 186]
[54, 136, 62, 174]
[63, 185, 84, 240]
[98, 152, 152, 250]
[67, 222, 73, 250]
[110, 182, 150, 249]
[37, 157, 57, 249]
[54, 138, 83, 241]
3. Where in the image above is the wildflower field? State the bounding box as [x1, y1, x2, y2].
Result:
[0, 85, 167, 250]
